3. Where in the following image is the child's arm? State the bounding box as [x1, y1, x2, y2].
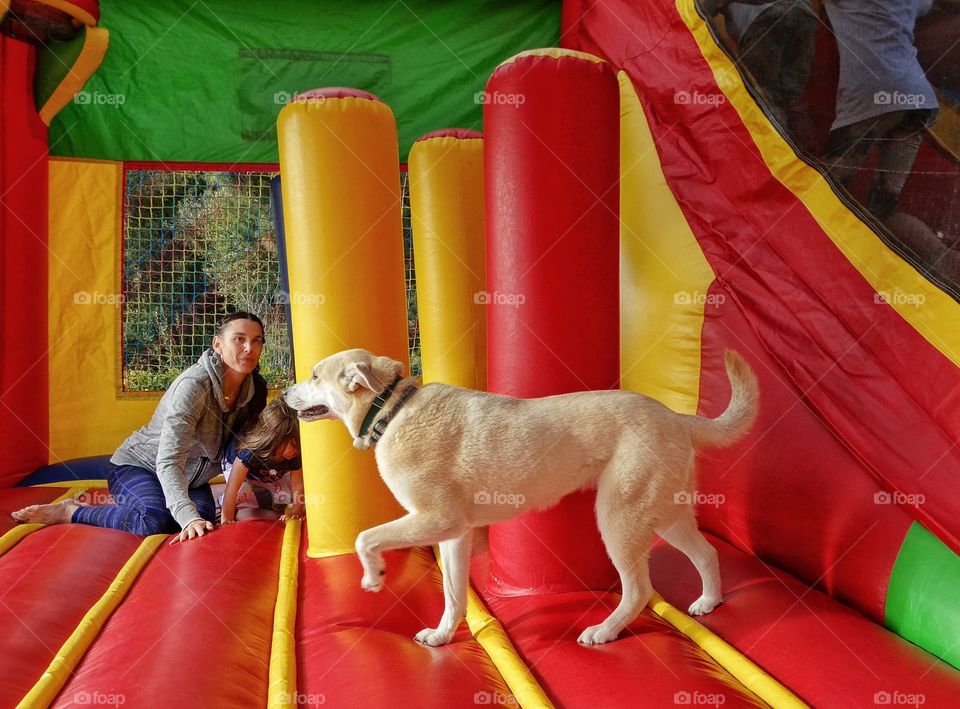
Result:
[281, 469, 305, 521]
[221, 458, 251, 524]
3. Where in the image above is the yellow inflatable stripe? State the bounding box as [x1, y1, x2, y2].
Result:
[0, 524, 43, 558]
[16, 534, 166, 709]
[431, 547, 553, 708]
[497, 47, 605, 69]
[268, 519, 303, 709]
[676, 0, 960, 367]
[0, 487, 88, 557]
[38, 26, 110, 126]
[32, 480, 109, 488]
[650, 593, 808, 709]
[465, 586, 555, 709]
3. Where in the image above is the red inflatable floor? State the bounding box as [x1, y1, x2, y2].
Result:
[297, 543, 516, 707]
[649, 533, 960, 707]
[470, 550, 766, 708]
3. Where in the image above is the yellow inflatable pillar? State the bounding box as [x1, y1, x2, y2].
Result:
[408, 129, 486, 388]
[618, 72, 715, 413]
[277, 88, 407, 557]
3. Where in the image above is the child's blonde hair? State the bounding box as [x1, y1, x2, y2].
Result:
[237, 397, 300, 462]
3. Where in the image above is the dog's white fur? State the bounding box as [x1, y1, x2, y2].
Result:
[285, 349, 758, 646]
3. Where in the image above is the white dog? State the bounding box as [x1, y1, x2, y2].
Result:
[285, 349, 758, 646]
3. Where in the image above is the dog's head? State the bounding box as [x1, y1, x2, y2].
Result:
[284, 349, 404, 430]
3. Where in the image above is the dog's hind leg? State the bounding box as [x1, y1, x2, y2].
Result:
[415, 533, 473, 647]
[355, 513, 466, 592]
[578, 483, 655, 646]
[655, 506, 722, 615]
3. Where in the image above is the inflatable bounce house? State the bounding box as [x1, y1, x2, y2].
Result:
[3, 0, 959, 706]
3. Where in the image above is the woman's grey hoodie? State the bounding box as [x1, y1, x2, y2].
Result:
[111, 349, 267, 528]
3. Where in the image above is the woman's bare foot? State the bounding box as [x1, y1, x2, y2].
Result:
[10, 499, 79, 525]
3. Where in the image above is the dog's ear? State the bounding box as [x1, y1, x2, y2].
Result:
[343, 361, 383, 393]
[373, 355, 404, 382]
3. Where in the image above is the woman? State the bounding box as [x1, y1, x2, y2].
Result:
[12, 312, 268, 544]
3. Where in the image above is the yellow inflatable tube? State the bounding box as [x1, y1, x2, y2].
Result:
[408, 129, 486, 388]
[277, 89, 407, 557]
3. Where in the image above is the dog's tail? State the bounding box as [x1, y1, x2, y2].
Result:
[688, 350, 759, 448]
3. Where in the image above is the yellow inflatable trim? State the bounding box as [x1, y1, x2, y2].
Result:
[650, 592, 808, 708]
[677, 0, 960, 368]
[39, 26, 110, 126]
[17, 534, 166, 708]
[268, 519, 303, 709]
[498, 47, 605, 69]
[432, 547, 554, 708]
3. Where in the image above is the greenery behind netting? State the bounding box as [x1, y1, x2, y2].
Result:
[122, 169, 420, 392]
[123, 170, 293, 391]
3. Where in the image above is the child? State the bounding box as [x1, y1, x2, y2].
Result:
[220, 397, 305, 524]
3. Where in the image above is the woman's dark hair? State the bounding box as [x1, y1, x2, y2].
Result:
[217, 311, 266, 341]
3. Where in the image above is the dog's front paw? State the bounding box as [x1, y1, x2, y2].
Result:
[577, 624, 621, 646]
[415, 627, 454, 646]
[688, 595, 722, 616]
[360, 569, 385, 592]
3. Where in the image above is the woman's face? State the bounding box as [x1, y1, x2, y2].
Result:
[213, 319, 264, 377]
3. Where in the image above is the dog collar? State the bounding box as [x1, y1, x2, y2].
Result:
[368, 383, 418, 446]
[358, 375, 403, 439]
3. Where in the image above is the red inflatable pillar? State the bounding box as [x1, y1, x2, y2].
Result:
[0, 34, 50, 485]
[485, 49, 620, 594]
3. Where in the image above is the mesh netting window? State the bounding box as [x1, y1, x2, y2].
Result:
[121, 165, 419, 392]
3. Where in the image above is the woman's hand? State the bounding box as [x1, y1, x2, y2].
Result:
[169, 518, 215, 545]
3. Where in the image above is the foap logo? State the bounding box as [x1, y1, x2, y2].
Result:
[273, 289, 325, 307]
[874, 690, 926, 707]
[674, 690, 727, 706]
[874, 289, 925, 308]
[274, 91, 326, 107]
[74, 290, 124, 306]
[674, 90, 725, 107]
[674, 490, 725, 508]
[874, 91, 928, 109]
[74, 91, 126, 107]
[474, 290, 525, 307]
[874, 491, 925, 506]
[474, 690, 518, 706]
[75, 489, 115, 506]
[674, 290, 725, 308]
[74, 691, 126, 705]
[277, 692, 326, 706]
[474, 91, 526, 107]
[474, 490, 525, 508]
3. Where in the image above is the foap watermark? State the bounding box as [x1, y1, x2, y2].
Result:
[74, 691, 126, 705]
[674, 290, 725, 308]
[474, 690, 518, 706]
[874, 91, 928, 109]
[474, 290, 525, 307]
[674, 90, 726, 107]
[75, 489, 115, 506]
[474, 91, 526, 107]
[74, 91, 126, 107]
[74, 290, 124, 307]
[277, 692, 326, 706]
[474, 490, 525, 508]
[273, 289, 325, 307]
[874, 690, 926, 707]
[273, 91, 326, 107]
[874, 289, 925, 309]
[874, 491, 925, 506]
[674, 490, 725, 508]
[674, 690, 727, 706]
